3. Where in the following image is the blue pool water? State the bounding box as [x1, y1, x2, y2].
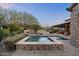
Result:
[25, 36, 52, 42]
[25, 36, 68, 42]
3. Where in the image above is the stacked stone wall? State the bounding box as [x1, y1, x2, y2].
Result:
[70, 4, 79, 47]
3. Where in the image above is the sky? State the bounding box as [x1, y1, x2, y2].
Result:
[0, 3, 71, 27]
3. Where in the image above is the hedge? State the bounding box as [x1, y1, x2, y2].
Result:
[4, 33, 26, 51]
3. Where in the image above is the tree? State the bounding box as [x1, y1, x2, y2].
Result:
[7, 21, 24, 35]
[0, 7, 39, 27]
[29, 24, 41, 33]
[0, 7, 40, 35]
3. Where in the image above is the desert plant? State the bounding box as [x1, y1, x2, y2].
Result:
[7, 21, 24, 35]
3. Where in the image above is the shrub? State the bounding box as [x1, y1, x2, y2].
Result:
[4, 33, 26, 51]
[0, 29, 4, 41]
[8, 23, 24, 35]
[8, 23, 18, 32]
[16, 27, 24, 34]
[2, 29, 11, 37]
[49, 29, 59, 33]
[0, 28, 10, 41]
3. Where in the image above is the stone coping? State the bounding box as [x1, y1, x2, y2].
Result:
[15, 36, 63, 45]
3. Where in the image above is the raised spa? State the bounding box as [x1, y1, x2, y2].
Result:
[15, 36, 64, 50]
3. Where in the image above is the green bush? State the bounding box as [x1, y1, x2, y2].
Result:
[0, 29, 4, 41]
[16, 27, 24, 34]
[8, 23, 24, 35]
[2, 29, 11, 37]
[0, 28, 10, 41]
[4, 33, 26, 51]
[49, 29, 59, 33]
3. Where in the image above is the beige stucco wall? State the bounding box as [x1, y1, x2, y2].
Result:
[70, 4, 79, 47]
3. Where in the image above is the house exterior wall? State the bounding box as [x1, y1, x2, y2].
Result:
[70, 4, 79, 47]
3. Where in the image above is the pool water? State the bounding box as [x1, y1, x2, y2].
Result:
[55, 36, 68, 40]
[25, 36, 53, 42]
[25, 36, 68, 42]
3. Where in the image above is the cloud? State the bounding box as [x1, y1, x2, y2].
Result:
[0, 3, 14, 9]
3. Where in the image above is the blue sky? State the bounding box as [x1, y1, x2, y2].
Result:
[0, 3, 71, 27]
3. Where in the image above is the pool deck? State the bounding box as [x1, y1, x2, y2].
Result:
[12, 34, 79, 56]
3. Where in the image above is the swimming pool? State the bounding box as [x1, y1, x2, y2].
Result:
[15, 36, 64, 50]
[25, 36, 68, 42]
[25, 36, 54, 42]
